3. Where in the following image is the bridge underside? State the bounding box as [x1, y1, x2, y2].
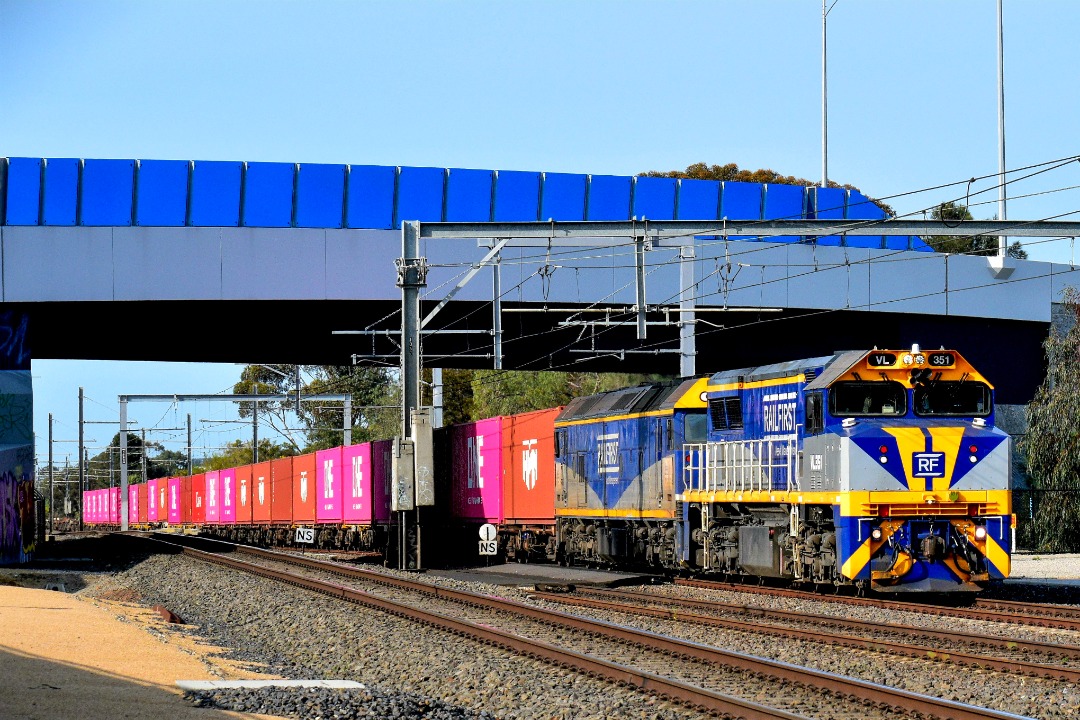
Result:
[18, 299, 1047, 405]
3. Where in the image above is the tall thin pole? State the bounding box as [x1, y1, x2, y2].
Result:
[48, 413, 53, 535]
[821, 0, 829, 189]
[78, 387, 85, 531]
[186, 414, 192, 475]
[120, 398, 128, 531]
[996, 0, 1008, 256]
[252, 385, 259, 464]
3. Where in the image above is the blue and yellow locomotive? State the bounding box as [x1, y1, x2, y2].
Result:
[554, 346, 1011, 592]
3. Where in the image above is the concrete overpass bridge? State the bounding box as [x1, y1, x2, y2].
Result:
[2, 155, 1079, 560]
[0, 156, 1076, 401]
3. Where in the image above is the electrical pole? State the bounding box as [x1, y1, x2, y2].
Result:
[78, 387, 85, 531]
[398, 220, 427, 570]
[253, 385, 259, 464]
[187, 414, 193, 475]
[821, 0, 830, 189]
[48, 413, 53, 535]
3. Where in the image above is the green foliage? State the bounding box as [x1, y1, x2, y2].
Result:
[1019, 286, 1080, 551]
[469, 370, 668, 419]
[233, 364, 400, 453]
[641, 161, 895, 217]
[198, 439, 292, 472]
[923, 202, 1027, 258]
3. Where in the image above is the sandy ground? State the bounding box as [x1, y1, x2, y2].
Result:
[0, 574, 286, 720]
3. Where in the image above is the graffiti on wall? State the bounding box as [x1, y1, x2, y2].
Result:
[0, 309, 34, 564]
[0, 469, 35, 564]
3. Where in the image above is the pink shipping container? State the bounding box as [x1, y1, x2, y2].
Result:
[316, 447, 343, 523]
[205, 470, 220, 523]
[110, 487, 121, 524]
[234, 465, 253, 524]
[371, 438, 393, 524]
[168, 477, 182, 524]
[342, 443, 372, 524]
[450, 417, 504, 522]
[147, 480, 159, 522]
[128, 485, 139, 525]
[83, 491, 93, 523]
[220, 468, 236, 524]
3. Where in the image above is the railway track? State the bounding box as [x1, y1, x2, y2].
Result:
[533, 586, 1080, 680]
[140, 533, 1033, 720]
[676, 578, 1080, 632]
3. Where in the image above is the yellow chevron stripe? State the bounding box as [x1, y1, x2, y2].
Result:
[840, 536, 873, 579]
[928, 426, 965, 492]
[985, 534, 1011, 576]
[706, 374, 806, 393]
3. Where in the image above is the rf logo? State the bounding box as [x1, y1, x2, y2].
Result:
[522, 439, 538, 490]
[300, 470, 309, 502]
[913, 452, 946, 478]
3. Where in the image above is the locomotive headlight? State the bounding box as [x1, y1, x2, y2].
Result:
[871, 527, 883, 541]
[902, 353, 914, 365]
[974, 526, 987, 540]
[915, 354, 926, 365]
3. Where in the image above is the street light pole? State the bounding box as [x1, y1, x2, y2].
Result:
[996, 0, 1008, 257]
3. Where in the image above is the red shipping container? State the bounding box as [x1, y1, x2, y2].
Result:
[233, 464, 253, 525]
[138, 483, 149, 523]
[501, 408, 560, 524]
[252, 461, 272, 523]
[270, 457, 293, 523]
[371, 438, 393, 524]
[292, 452, 317, 523]
[180, 476, 192, 523]
[191, 473, 207, 524]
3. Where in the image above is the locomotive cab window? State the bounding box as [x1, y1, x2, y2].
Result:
[829, 381, 906, 416]
[805, 391, 824, 434]
[683, 412, 707, 443]
[914, 381, 991, 416]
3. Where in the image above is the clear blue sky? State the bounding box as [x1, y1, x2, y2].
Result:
[2, 0, 1078, 465]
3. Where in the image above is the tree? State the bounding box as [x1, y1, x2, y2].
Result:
[923, 202, 1027, 258]
[469, 370, 668, 418]
[233, 364, 399, 453]
[199, 439, 292, 471]
[641, 161, 895, 217]
[1018, 286, 1080, 551]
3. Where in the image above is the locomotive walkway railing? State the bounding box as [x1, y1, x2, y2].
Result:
[682, 436, 800, 494]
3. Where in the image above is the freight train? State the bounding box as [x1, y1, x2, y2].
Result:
[84, 345, 1013, 593]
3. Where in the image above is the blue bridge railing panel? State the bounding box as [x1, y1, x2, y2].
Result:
[0, 156, 927, 251]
